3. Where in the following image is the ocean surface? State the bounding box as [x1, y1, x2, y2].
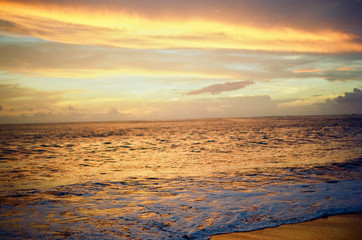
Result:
[0, 116, 361, 239]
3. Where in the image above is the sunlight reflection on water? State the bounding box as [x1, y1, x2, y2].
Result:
[0, 116, 361, 239]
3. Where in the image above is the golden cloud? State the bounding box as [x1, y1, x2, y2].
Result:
[1, 1, 362, 53]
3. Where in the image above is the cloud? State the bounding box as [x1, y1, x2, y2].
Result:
[1, 41, 263, 79]
[335, 66, 356, 71]
[1, 87, 361, 124]
[187, 81, 254, 95]
[327, 88, 362, 104]
[316, 88, 362, 114]
[0, 84, 67, 115]
[0, 86, 277, 123]
[65, 105, 75, 111]
[1, 39, 361, 85]
[149, 95, 278, 120]
[279, 88, 362, 116]
[0, 18, 30, 35]
[322, 69, 361, 81]
[107, 108, 119, 115]
[2, 0, 361, 36]
[105, 108, 129, 121]
[293, 69, 321, 73]
[1, 0, 361, 52]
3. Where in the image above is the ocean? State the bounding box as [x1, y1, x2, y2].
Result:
[0, 116, 361, 239]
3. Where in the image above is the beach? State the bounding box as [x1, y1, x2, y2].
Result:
[211, 213, 362, 240]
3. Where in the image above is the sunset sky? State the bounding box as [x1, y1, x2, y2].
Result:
[0, 0, 361, 123]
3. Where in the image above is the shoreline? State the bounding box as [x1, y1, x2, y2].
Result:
[210, 213, 362, 240]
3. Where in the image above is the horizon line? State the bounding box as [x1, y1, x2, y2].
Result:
[1, 113, 361, 126]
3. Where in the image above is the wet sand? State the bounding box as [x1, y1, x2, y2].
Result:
[211, 213, 362, 240]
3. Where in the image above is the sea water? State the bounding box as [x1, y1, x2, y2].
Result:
[0, 116, 361, 239]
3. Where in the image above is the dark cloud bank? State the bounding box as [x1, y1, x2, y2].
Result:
[321, 88, 362, 114]
[281, 88, 362, 116]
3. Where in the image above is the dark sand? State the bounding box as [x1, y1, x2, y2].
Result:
[211, 213, 362, 240]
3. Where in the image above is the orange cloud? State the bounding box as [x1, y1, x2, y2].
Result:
[293, 69, 322, 73]
[335, 67, 356, 71]
[1, 1, 362, 53]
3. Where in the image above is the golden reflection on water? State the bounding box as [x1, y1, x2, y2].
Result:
[1, 117, 360, 193]
[0, 117, 361, 239]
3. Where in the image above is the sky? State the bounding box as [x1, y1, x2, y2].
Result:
[0, 0, 361, 123]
